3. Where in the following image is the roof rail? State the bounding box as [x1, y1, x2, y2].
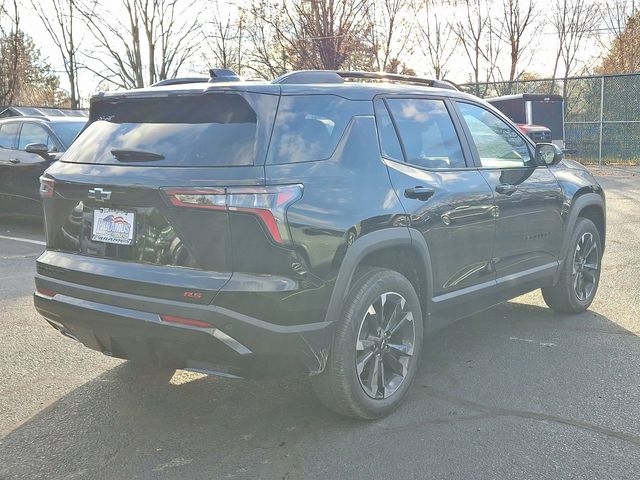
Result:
[271, 70, 458, 90]
[151, 77, 209, 87]
[273, 70, 345, 85]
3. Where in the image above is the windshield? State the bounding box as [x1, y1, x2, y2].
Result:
[64, 94, 258, 167]
[50, 121, 86, 149]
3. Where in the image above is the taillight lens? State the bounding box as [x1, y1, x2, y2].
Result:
[160, 314, 212, 329]
[36, 288, 56, 298]
[39, 176, 55, 198]
[164, 184, 303, 245]
[164, 188, 226, 210]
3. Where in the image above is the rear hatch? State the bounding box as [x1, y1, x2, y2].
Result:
[39, 87, 280, 303]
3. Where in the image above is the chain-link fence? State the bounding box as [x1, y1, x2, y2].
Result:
[462, 73, 640, 165]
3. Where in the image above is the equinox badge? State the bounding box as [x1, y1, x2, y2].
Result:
[88, 188, 112, 202]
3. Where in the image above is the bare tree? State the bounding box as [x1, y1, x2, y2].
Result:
[202, 0, 244, 74]
[551, 0, 600, 93]
[495, 0, 537, 83]
[368, 0, 412, 73]
[454, 0, 501, 94]
[599, 8, 640, 74]
[0, 0, 6, 31]
[30, 0, 81, 108]
[79, 0, 200, 89]
[242, 0, 290, 78]
[597, 0, 638, 70]
[0, 0, 20, 105]
[415, 0, 457, 79]
[289, 0, 372, 70]
[1, 0, 69, 107]
[244, 0, 373, 78]
[602, 0, 638, 39]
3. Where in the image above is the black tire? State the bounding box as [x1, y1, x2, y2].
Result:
[311, 267, 424, 419]
[542, 218, 602, 313]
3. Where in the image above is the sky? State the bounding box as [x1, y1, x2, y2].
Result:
[15, 0, 623, 105]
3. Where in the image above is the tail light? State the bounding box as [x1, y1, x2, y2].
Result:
[164, 184, 303, 245]
[39, 176, 55, 198]
[160, 314, 212, 329]
[36, 288, 56, 298]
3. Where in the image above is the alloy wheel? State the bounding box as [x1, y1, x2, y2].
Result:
[355, 292, 415, 399]
[572, 232, 599, 302]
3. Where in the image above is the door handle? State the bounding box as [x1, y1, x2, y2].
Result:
[495, 184, 517, 195]
[9, 158, 20, 164]
[405, 186, 435, 201]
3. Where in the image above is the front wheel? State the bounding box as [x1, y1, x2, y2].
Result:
[311, 267, 423, 419]
[542, 218, 602, 313]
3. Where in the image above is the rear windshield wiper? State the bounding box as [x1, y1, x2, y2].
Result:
[111, 149, 165, 162]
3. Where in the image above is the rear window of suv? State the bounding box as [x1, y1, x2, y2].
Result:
[63, 94, 259, 166]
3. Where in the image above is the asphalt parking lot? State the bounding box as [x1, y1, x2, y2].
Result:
[1, 168, 639, 479]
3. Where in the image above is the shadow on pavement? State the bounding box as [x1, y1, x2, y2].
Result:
[0, 216, 44, 240]
[2, 301, 640, 479]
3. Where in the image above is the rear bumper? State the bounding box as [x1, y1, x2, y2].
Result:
[34, 274, 334, 379]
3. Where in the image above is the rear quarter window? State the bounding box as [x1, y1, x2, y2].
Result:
[267, 95, 370, 164]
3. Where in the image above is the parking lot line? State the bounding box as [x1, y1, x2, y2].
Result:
[0, 234, 46, 246]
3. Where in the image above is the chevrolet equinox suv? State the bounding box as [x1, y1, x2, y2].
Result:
[34, 69, 606, 419]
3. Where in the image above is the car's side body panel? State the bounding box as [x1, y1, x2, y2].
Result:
[262, 115, 408, 325]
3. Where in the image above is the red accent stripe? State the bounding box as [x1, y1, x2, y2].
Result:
[36, 288, 56, 298]
[160, 315, 211, 329]
[234, 207, 283, 244]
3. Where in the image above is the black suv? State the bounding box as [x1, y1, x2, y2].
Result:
[34, 70, 605, 419]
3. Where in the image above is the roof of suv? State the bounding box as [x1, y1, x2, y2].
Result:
[91, 70, 481, 103]
[0, 115, 87, 125]
[0, 106, 88, 118]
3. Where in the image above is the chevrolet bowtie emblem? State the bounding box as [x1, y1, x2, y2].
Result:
[88, 187, 112, 202]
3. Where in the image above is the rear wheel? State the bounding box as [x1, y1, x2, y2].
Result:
[312, 267, 423, 419]
[542, 218, 602, 313]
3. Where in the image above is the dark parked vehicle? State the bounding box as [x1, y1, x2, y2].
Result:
[33, 70, 605, 419]
[0, 116, 86, 217]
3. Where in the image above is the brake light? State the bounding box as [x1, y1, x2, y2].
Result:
[164, 184, 303, 244]
[39, 176, 55, 198]
[36, 288, 56, 298]
[160, 315, 212, 329]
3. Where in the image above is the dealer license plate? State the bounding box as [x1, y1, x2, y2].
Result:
[91, 208, 135, 245]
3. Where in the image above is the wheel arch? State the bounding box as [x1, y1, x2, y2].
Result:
[556, 191, 606, 283]
[324, 227, 433, 326]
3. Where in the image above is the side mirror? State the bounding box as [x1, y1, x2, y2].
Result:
[535, 143, 563, 166]
[25, 143, 51, 158]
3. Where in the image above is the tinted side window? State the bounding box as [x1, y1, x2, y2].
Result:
[50, 121, 85, 149]
[267, 95, 368, 164]
[386, 98, 466, 169]
[374, 99, 403, 161]
[0, 123, 20, 149]
[458, 102, 532, 168]
[18, 124, 53, 150]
